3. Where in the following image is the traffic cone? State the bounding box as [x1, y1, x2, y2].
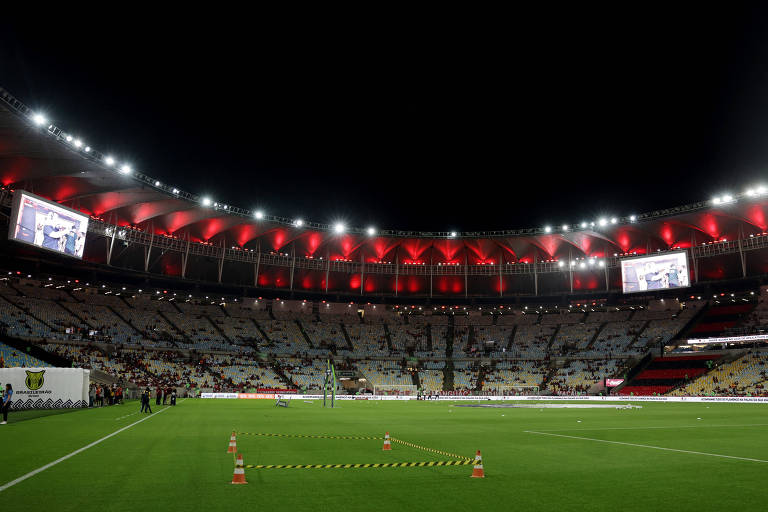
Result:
[470, 450, 485, 478]
[382, 432, 392, 451]
[227, 432, 237, 454]
[231, 453, 248, 484]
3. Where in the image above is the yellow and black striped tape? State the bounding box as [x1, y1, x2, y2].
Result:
[238, 432, 381, 440]
[389, 438, 469, 460]
[244, 459, 473, 470]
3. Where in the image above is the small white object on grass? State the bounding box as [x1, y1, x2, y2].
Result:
[577, 420, 582, 423]
[697, 417, 702, 420]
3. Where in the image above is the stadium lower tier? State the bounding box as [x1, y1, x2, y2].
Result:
[0, 274, 766, 397]
[618, 354, 723, 395]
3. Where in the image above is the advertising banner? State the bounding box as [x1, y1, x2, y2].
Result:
[0, 367, 89, 409]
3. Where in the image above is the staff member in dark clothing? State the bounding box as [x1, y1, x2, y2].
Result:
[1, 383, 12, 424]
[140, 387, 152, 414]
[170, 389, 177, 406]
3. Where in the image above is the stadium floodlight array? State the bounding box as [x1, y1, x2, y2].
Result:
[0, 84, 766, 239]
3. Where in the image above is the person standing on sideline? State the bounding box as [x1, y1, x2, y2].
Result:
[170, 389, 177, 406]
[155, 386, 162, 406]
[140, 387, 152, 414]
[1, 383, 13, 424]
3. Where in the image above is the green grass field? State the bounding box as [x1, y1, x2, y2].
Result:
[1, 398, 767, 511]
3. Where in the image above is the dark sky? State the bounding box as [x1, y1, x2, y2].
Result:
[2, 7, 768, 233]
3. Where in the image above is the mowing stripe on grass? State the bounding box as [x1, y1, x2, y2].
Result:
[244, 459, 474, 469]
[525, 430, 768, 464]
[0, 407, 172, 493]
[238, 432, 381, 440]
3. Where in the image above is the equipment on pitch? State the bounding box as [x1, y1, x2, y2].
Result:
[227, 431, 237, 454]
[231, 453, 248, 484]
[382, 431, 392, 451]
[470, 450, 485, 478]
[275, 395, 289, 407]
[323, 359, 337, 408]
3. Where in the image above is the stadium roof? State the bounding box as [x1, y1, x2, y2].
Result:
[2, 86, 768, 265]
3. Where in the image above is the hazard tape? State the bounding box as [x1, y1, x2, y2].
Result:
[234, 431, 473, 471]
[238, 432, 381, 440]
[244, 459, 473, 470]
[389, 438, 469, 460]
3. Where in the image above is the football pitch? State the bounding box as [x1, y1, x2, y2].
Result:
[1, 399, 766, 511]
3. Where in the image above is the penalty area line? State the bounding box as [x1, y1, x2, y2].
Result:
[0, 407, 172, 493]
[524, 430, 768, 464]
[529, 423, 768, 432]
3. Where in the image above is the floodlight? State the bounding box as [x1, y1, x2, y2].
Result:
[562, 224, 569, 231]
[544, 226, 551, 233]
[367, 226, 376, 236]
[202, 197, 212, 207]
[119, 165, 131, 175]
[334, 223, 345, 234]
[105, 156, 115, 166]
[295, 219, 304, 227]
[32, 113, 47, 126]
[254, 210, 264, 219]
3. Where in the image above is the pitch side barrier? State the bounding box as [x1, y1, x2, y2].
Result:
[200, 393, 768, 403]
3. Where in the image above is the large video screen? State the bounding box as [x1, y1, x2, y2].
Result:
[8, 191, 89, 259]
[620, 251, 689, 294]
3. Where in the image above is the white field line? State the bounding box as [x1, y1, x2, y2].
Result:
[529, 423, 768, 432]
[524, 430, 768, 464]
[115, 412, 138, 421]
[0, 406, 171, 492]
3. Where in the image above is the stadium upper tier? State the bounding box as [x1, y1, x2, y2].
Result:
[2, 86, 768, 298]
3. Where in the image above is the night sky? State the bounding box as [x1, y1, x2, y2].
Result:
[2, 7, 768, 233]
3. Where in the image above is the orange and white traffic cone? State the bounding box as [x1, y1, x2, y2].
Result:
[470, 450, 485, 478]
[227, 432, 237, 454]
[231, 453, 248, 484]
[382, 432, 392, 451]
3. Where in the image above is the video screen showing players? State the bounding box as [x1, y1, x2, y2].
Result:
[8, 191, 89, 259]
[620, 251, 689, 293]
